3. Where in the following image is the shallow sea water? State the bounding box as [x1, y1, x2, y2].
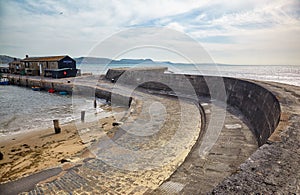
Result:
[0, 85, 108, 136]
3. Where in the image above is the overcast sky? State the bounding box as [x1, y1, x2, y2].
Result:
[0, 0, 299, 65]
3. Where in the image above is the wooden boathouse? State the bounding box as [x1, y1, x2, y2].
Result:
[9, 55, 78, 78]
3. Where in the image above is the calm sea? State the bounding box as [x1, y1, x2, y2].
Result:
[78, 63, 300, 86]
[1, 64, 299, 136]
[0, 86, 109, 136]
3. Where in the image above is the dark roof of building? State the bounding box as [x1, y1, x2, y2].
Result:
[22, 55, 69, 62]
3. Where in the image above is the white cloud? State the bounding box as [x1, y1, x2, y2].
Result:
[166, 22, 185, 32]
[0, 0, 299, 64]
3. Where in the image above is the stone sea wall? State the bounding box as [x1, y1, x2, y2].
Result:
[109, 70, 281, 146]
[8, 76, 74, 94]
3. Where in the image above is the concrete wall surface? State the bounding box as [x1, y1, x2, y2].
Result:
[106, 69, 281, 146]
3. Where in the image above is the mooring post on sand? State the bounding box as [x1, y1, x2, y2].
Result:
[94, 99, 97, 108]
[128, 97, 133, 107]
[81, 111, 85, 122]
[53, 119, 61, 134]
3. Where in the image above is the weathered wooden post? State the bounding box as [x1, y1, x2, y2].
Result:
[53, 120, 61, 134]
[17, 76, 21, 85]
[81, 111, 85, 122]
[94, 99, 97, 108]
[128, 97, 133, 107]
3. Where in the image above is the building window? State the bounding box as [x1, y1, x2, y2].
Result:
[63, 60, 72, 63]
[25, 62, 29, 68]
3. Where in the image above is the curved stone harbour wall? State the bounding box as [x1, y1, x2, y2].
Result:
[8, 72, 282, 148]
[110, 70, 281, 146]
[187, 75, 281, 146]
[222, 77, 281, 146]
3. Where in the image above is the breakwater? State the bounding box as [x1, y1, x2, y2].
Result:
[106, 69, 281, 146]
[104, 68, 298, 193]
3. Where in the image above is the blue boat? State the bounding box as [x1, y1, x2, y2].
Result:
[59, 91, 68, 95]
[0, 78, 9, 85]
[32, 86, 41, 91]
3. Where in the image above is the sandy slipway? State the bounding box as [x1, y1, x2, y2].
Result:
[2, 70, 300, 194]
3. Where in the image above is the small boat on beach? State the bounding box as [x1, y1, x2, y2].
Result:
[59, 91, 68, 95]
[32, 86, 41, 91]
[48, 88, 55, 93]
[0, 78, 9, 85]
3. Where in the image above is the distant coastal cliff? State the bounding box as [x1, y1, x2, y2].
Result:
[75, 57, 155, 64]
[1, 55, 156, 65]
[0, 55, 20, 64]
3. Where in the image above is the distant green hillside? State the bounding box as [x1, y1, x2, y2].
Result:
[75, 57, 112, 64]
[75, 57, 155, 64]
[112, 58, 154, 64]
[0, 55, 20, 64]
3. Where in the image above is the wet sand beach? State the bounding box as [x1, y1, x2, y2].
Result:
[0, 115, 117, 183]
